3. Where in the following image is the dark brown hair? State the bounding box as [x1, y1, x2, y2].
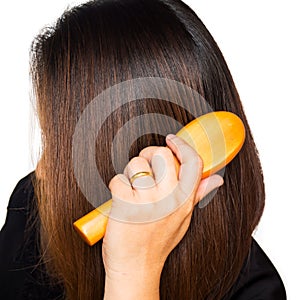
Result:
[30, 0, 265, 299]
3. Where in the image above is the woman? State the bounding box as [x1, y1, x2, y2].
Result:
[0, 0, 286, 299]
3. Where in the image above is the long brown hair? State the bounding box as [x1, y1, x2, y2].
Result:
[30, 0, 265, 299]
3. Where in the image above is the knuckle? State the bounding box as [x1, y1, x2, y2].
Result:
[191, 154, 202, 165]
[178, 143, 193, 153]
[127, 156, 147, 169]
[178, 144, 201, 162]
[108, 174, 121, 190]
[132, 156, 149, 165]
[129, 156, 142, 164]
[153, 146, 173, 158]
[139, 146, 158, 157]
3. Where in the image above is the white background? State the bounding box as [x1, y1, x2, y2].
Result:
[0, 0, 299, 298]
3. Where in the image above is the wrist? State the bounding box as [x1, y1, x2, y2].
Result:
[104, 266, 162, 300]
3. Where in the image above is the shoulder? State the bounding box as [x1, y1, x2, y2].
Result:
[0, 171, 36, 237]
[0, 171, 36, 299]
[6, 171, 36, 210]
[226, 238, 287, 299]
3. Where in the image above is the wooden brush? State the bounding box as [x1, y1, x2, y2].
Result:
[73, 111, 245, 246]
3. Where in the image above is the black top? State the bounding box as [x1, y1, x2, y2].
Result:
[0, 172, 286, 299]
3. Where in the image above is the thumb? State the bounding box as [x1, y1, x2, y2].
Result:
[194, 174, 224, 206]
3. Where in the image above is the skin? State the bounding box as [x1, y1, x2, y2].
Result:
[102, 134, 224, 299]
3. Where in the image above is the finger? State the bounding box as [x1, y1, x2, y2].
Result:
[149, 147, 179, 196]
[194, 174, 224, 205]
[124, 156, 156, 190]
[165, 134, 203, 196]
[139, 146, 160, 161]
[108, 173, 134, 200]
[139, 145, 180, 179]
[108, 173, 146, 220]
[138, 146, 180, 211]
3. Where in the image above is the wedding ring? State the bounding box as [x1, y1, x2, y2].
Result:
[129, 171, 153, 185]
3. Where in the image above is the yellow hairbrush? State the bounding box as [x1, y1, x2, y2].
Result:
[73, 111, 245, 246]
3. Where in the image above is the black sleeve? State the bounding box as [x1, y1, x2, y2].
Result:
[1, 174, 286, 300]
[0, 172, 35, 299]
[226, 239, 287, 300]
[0, 172, 64, 300]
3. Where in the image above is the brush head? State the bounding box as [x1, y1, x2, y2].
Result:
[176, 111, 245, 178]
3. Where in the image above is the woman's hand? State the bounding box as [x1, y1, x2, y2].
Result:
[102, 134, 223, 299]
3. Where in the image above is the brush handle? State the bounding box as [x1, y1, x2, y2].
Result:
[73, 111, 245, 246]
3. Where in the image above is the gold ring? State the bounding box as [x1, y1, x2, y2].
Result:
[129, 171, 153, 185]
